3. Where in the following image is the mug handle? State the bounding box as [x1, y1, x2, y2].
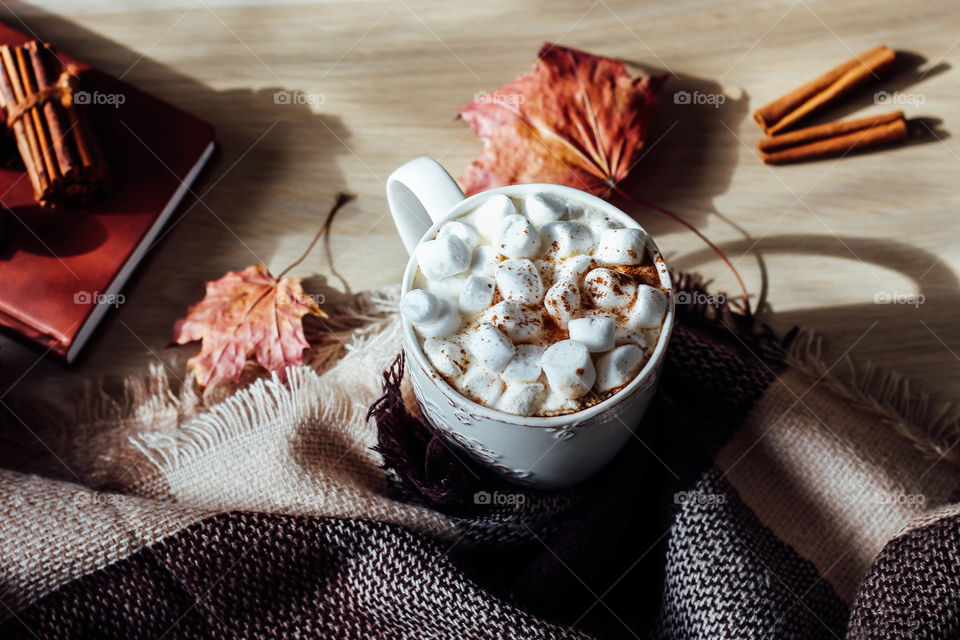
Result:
[386, 157, 466, 256]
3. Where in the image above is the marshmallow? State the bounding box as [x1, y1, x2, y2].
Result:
[580, 206, 618, 222]
[585, 268, 637, 310]
[400, 288, 439, 324]
[586, 217, 623, 240]
[415, 298, 462, 338]
[470, 245, 500, 277]
[426, 275, 468, 300]
[523, 193, 565, 226]
[496, 382, 545, 416]
[582, 307, 642, 342]
[533, 255, 559, 287]
[466, 322, 515, 372]
[568, 316, 615, 353]
[543, 279, 581, 329]
[481, 301, 543, 342]
[625, 284, 668, 330]
[438, 220, 480, 250]
[472, 194, 516, 238]
[459, 275, 496, 313]
[423, 337, 469, 377]
[540, 221, 594, 257]
[595, 228, 647, 265]
[595, 344, 646, 393]
[614, 326, 649, 347]
[502, 344, 544, 383]
[556, 254, 594, 283]
[416, 234, 471, 280]
[582, 308, 619, 325]
[493, 214, 541, 259]
[563, 202, 586, 220]
[495, 258, 544, 305]
[542, 340, 596, 399]
[460, 366, 504, 406]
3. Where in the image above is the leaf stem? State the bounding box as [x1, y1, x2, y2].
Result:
[612, 186, 751, 315]
[276, 192, 354, 280]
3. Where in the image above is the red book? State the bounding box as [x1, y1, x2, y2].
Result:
[0, 23, 216, 361]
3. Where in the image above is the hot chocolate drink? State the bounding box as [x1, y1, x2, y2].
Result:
[400, 191, 668, 417]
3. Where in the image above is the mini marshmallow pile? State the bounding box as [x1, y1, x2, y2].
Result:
[402, 192, 668, 416]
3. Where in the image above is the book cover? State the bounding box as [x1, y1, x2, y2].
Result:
[0, 22, 216, 361]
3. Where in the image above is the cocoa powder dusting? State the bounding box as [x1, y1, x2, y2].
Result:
[612, 264, 660, 287]
[540, 314, 568, 343]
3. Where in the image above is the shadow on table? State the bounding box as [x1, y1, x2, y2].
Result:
[676, 232, 960, 391]
[615, 66, 749, 231]
[804, 51, 950, 125]
[610, 66, 772, 315]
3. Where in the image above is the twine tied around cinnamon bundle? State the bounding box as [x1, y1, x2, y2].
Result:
[3, 70, 76, 126]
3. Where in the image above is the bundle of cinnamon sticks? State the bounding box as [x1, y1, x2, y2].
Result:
[753, 45, 909, 165]
[0, 41, 110, 207]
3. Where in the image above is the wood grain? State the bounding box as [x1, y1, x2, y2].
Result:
[1, 0, 958, 418]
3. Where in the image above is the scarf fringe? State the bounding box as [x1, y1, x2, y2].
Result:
[128, 367, 340, 477]
[125, 314, 404, 491]
[783, 329, 960, 466]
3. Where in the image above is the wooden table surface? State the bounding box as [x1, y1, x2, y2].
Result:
[2, 0, 959, 413]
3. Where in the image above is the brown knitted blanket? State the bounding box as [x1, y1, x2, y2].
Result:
[1, 277, 958, 639]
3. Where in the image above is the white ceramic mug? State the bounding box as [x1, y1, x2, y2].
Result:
[387, 157, 674, 489]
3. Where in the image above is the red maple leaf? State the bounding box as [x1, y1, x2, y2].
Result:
[171, 194, 352, 389]
[172, 264, 324, 389]
[458, 42, 668, 196]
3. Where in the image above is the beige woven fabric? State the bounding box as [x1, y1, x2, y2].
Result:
[717, 366, 960, 603]
[0, 469, 210, 618]
[122, 313, 455, 540]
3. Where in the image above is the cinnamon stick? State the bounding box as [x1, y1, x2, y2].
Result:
[0, 44, 48, 198]
[758, 110, 904, 153]
[754, 45, 896, 135]
[0, 50, 41, 196]
[759, 115, 907, 165]
[25, 41, 78, 178]
[15, 46, 59, 187]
